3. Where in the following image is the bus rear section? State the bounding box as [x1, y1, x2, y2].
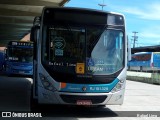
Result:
[32, 7, 127, 106]
[152, 52, 160, 71]
[5, 41, 33, 76]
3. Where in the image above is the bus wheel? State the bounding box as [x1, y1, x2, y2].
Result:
[30, 98, 39, 112]
[140, 66, 142, 72]
[128, 66, 130, 71]
[97, 105, 106, 108]
[30, 86, 39, 112]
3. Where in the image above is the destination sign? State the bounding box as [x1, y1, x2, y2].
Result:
[11, 42, 33, 46]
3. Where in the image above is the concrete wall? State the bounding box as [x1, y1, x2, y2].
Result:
[127, 71, 160, 85]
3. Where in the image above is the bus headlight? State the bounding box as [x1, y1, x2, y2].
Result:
[39, 73, 57, 91]
[111, 80, 124, 93]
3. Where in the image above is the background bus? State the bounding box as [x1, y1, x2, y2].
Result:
[5, 41, 33, 76]
[128, 52, 160, 72]
[0, 51, 5, 71]
[31, 7, 127, 106]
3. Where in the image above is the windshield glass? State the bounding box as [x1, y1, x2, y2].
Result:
[87, 29, 124, 75]
[43, 25, 86, 74]
[8, 47, 33, 63]
[42, 25, 124, 75]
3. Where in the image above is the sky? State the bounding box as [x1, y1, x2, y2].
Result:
[65, 0, 160, 47]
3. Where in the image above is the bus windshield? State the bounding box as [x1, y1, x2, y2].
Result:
[42, 24, 124, 75]
[8, 47, 33, 63]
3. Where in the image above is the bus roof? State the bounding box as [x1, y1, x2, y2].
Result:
[134, 52, 152, 54]
[42, 6, 125, 16]
[41, 7, 125, 26]
[133, 52, 160, 55]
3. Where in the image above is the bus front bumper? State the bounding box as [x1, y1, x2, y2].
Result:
[38, 87, 125, 105]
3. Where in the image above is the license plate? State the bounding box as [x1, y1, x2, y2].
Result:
[76, 100, 92, 105]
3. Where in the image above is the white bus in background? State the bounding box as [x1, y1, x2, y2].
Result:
[128, 52, 160, 72]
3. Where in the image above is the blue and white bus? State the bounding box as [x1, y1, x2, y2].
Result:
[31, 7, 127, 106]
[128, 52, 160, 72]
[0, 51, 5, 71]
[5, 41, 33, 76]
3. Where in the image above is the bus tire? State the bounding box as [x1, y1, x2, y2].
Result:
[30, 98, 39, 112]
[140, 66, 142, 72]
[128, 66, 130, 71]
[30, 86, 39, 112]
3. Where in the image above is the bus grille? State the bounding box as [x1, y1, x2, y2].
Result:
[60, 95, 107, 104]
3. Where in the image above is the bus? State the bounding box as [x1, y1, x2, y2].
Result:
[5, 41, 33, 76]
[31, 7, 127, 106]
[128, 52, 160, 72]
[0, 51, 5, 71]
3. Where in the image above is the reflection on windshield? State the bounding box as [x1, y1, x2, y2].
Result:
[90, 30, 124, 75]
[8, 47, 33, 63]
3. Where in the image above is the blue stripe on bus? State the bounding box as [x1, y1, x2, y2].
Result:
[60, 78, 119, 93]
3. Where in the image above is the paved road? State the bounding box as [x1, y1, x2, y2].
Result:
[0, 76, 32, 111]
[0, 76, 160, 120]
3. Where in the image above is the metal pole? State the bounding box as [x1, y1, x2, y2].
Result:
[98, 0, 106, 10]
[132, 31, 138, 48]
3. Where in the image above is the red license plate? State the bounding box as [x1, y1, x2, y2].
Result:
[76, 100, 92, 105]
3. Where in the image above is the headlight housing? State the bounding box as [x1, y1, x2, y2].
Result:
[111, 79, 125, 93]
[39, 73, 57, 91]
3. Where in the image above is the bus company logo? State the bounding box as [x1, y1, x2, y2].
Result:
[1, 112, 42, 118]
[82, 86, 87, 91]
[2, 112, 11, 117]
